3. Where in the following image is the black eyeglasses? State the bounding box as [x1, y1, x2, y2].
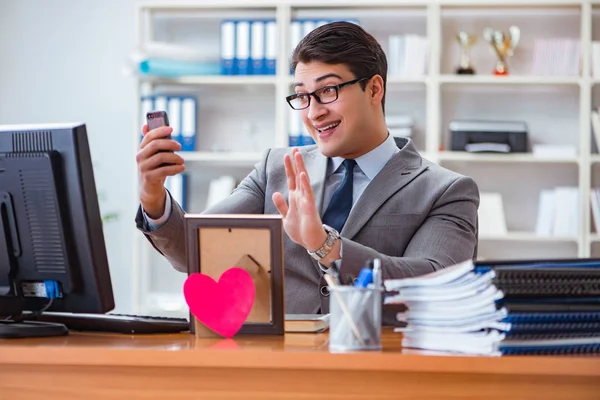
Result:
[286, 77, 369, 110]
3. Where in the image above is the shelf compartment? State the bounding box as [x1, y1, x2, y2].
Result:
[440, 85, 580, 153]
[440, 5, 581, 76]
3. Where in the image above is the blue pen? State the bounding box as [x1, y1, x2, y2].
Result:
[354, 266, 373, 288]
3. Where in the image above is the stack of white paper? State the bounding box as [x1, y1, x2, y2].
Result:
[384, 260, 508, 356]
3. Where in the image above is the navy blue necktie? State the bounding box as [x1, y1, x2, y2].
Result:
[322, 159, 356, 233]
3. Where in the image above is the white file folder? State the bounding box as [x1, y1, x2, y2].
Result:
[220, 20, 235, 75]
[250, 20, 265, 75]
[167, 97, 182, 147]
[235, 20, 251, 75]
[180, 97, 196, 152]
[265, 20, 277, 75]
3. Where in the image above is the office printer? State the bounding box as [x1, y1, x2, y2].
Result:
[449, 120, 528, 153]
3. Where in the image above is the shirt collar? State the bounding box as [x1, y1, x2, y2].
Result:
[328, 133, 399, 180]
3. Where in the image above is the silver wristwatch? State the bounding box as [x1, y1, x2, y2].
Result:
[307, 224, 340, 261]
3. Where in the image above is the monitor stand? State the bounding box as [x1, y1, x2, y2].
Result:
[0, 297, 69, 339]
[0, 195, 68, 339]
[0, 319, 68, 339]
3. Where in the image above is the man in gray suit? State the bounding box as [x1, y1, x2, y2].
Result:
[135, 22, 479, 315]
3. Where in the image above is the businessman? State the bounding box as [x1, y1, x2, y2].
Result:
[135, 22, 479, 315]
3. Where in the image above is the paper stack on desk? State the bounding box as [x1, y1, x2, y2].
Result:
[384, 260, 508, 356]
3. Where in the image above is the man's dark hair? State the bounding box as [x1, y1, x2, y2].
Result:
[291, 21, 388, 113]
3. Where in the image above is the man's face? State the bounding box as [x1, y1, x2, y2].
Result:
[292, 61, 380, 159]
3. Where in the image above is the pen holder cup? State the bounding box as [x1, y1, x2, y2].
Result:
[329, 286, 382, 353]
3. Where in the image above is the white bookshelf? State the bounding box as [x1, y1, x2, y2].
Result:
[181, 151, 263, 165]
[437, 152, 580, 163]
[131, 0, 600, 315]
[478, 232, 578, 242]
[141, 75, 279, 86]
[439, 75, 582, 85]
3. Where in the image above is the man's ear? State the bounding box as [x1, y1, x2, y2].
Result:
[369, 75, 385, 106]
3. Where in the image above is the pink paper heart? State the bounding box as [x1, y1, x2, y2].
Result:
[183, 267, 256, 338]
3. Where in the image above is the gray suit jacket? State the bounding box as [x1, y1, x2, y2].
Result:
[135, 138, 479, 316]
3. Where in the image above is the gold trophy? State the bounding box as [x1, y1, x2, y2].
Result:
[455, 32, 478, 75]
[483, 26, 520, 76]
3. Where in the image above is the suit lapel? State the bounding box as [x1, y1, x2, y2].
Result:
[341, 139, 428, 239]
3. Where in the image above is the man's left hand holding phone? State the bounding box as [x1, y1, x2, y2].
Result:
[137, 110, 185, 221]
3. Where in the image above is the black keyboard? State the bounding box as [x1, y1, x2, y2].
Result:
[29, 312, 190, 334]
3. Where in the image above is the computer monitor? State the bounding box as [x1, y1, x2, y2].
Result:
[0, 122, 114, 338]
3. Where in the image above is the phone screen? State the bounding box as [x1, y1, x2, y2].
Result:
[147, 111, 170, 131]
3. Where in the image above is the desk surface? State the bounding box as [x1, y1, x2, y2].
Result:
[1, 329, 599, 376]
[1, 329, 600, 399]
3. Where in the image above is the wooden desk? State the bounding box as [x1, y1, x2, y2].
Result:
[0, 329, 599, 400]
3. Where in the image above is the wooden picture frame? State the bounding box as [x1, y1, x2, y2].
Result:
[185, 214, 284, 336]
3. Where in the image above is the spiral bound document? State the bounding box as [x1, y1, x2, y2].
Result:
[499, 337, 600, 356]
[505, 310, 600, 324]
[475, 258, 600, 272]
[502, 310, 600, 339]
[494, 269, 600, 298]
[475, 258, 600, 299]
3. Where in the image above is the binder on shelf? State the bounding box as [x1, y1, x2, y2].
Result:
[206, 175, 237, 209]
[167, 97, 182, 147]
[289, 20, 303, 74]
[301, 120, 315, 146]
[288, 109, 302, 147]
[220, 20, 235, 75]
[140, 96, 154, 143]
[140, 94, 196, 151]
[265, 20, 277, 75]
[180, 97, 197, 152]
[250, 20, 266, 75]
[138, 58, 220, 77]
[235, 20, 251, 75]
[166, 173, 188, 211]
[154, 96, 168, 115]
[477, 192, 507, 237]
[534, 186, 578, 237]
[302, 20, 317, 38]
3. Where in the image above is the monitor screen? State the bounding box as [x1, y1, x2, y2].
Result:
[0, 123, 114, 337]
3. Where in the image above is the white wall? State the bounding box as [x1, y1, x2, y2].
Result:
[0, 0, 141, 313]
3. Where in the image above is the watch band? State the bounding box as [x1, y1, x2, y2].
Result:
[308, 224, 340, 261]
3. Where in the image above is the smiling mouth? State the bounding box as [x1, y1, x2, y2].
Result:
[316, 121, 340, 133]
